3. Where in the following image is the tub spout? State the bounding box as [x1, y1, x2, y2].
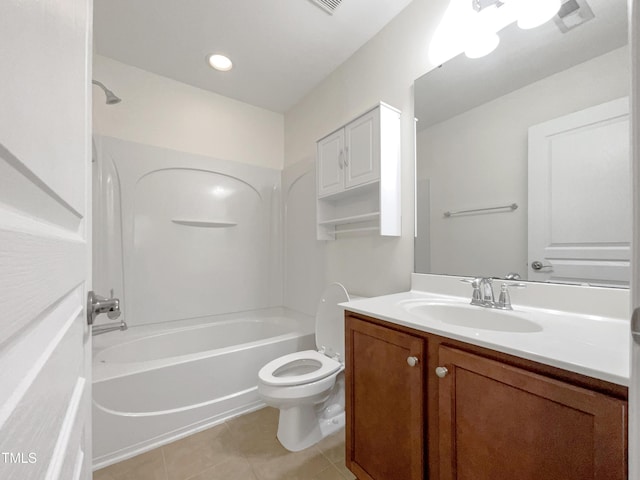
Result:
[93, 320, 128, 336]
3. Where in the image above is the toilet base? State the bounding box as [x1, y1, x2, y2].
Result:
[276, 406, 345, 452]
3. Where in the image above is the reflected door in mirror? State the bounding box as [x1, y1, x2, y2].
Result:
[528, 97, 630, 287]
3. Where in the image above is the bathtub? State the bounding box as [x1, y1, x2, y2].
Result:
[92, 308, 315, 469]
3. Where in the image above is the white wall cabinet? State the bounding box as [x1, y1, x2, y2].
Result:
[317, 129, 345, 197]
[316, 103, 401, 240]
[344, 108, 381, 189]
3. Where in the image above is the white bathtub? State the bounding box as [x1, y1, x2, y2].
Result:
[92, 308, 315, 469]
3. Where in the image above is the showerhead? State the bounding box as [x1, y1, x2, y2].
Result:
[92, 80, 121, 105]
[104, 91, 121, 105]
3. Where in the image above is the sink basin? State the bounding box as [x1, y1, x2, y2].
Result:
[403, 303, 543, 333]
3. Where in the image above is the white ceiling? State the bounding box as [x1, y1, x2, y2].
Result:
[93, 0, 415, 113]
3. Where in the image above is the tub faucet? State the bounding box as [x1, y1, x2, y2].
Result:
[88, 290, 121, 323]
[87, 289, 127, 335]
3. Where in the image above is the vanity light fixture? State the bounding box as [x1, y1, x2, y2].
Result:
[207, 54, 233, 72]
[464, 31, 501, 59]
[517, 0, 562, 29]
[429, 0, 562, 64]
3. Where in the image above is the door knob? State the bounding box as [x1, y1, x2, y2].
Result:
[435, 366, 449, 378]
[531, 261, 553, 271]
[407, 356, 419, 367]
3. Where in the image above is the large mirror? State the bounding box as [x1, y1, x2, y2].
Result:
[414, 0, 630, 287]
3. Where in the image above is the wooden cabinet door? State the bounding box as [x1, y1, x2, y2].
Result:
[438, 346, 627, 480]
[344, 109, 380, 189]
[317, 128, 345, 197]
[346, 316, 425, 480]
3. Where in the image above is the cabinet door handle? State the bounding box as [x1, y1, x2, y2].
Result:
[344, 146, 349, 166]
[407, 356, 419, 367]
[435, 366, 449, 378]
[338, 150, 344, 170]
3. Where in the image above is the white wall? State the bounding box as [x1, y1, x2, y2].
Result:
[93, 55, 284, 170]
[282, 158, 326, 315]
[284, 0, 448, 299]
[95, 136, 283, 326]
[417, 46, 629, 279]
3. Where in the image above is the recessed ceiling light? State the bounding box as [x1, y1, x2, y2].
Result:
[207, 54, 233, 72]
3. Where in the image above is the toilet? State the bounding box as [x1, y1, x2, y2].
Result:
[258, 283, 354, 452]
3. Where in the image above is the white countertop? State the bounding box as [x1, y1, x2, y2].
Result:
[341, 275, 631, 386]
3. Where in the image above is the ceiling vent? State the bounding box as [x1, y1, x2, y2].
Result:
[554, 0, 595, 33]
[308, 0, 343, 15]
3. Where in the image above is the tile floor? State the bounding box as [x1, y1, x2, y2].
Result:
[93, 407, 356, 480]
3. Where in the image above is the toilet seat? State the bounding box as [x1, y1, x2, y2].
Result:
[259, 350, 342, 387]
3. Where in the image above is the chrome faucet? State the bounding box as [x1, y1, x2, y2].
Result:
[463, 277, 525, 310]
[92, 294, 120, 320]
[87, 290, 127, 335]
[480, 278, 495, 307]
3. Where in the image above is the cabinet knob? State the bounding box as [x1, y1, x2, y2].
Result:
[435, 366, 449, 378]
[406, 356, 419, 367]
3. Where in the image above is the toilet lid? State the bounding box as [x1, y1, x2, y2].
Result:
[315, 283, 350, 360]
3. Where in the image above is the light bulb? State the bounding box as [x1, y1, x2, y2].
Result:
[516, 0, 561, 30]
[465, 31, 500, 59]
[207, 54, 233, 71]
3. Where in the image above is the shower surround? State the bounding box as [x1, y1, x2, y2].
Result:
[92, 137, 311, 468]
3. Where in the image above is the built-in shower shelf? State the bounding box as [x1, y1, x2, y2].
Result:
[171, 219, 237, 228]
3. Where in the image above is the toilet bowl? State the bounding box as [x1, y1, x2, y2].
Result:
[257, 283, 353, 451]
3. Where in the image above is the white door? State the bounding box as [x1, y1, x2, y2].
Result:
[528, 97, 630, 286]
[344, 109, 381, 189]
[0, 1, 93, 479]
[317, 129, 345, 197]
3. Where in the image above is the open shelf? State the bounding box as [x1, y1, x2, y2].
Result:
[317, 182, 382, 240]
[171, 219, 237, 228]
[318, 212, 380, 226]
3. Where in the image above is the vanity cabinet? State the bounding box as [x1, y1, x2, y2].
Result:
[345, 316, 425, 480]
[316, 103, 401, 240]
[345, 312, 628, 480]
[438, 346, 626, 480]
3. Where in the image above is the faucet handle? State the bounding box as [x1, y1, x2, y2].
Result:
[497, 283, 512, 310]
[461, 278, 483, 305]
[496, 282, 526, 310]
